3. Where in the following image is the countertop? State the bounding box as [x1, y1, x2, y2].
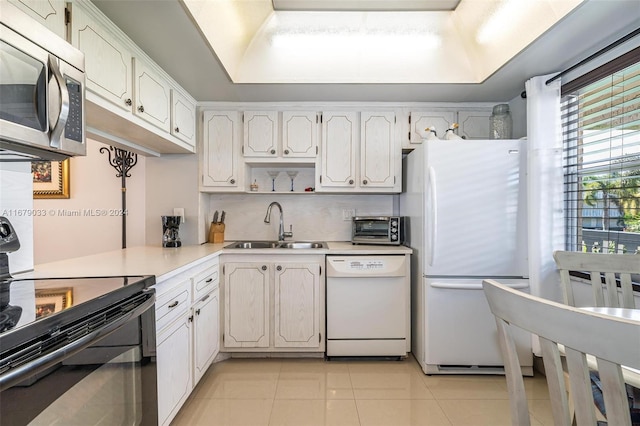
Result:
[15, 241, 411, 282]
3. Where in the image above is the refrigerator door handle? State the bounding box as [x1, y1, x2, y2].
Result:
[428, 166, 437, 266]
[429, 282, 529, 290]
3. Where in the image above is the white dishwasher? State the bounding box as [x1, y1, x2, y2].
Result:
[326, 255, 410, 357]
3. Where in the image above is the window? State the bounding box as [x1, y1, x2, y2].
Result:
[562, 57, 640, 253]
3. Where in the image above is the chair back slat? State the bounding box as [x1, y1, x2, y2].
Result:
[554, 250, 638, 309]
[482, 279, 640, 426]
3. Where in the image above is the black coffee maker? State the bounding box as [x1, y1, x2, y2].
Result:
[162, 216, 182, 248]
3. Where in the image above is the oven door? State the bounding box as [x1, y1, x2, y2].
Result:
[0, 292, 157, 426]
[352, 218, 392, 244]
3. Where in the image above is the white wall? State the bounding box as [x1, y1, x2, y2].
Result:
[0, 162, 34, 274]
[206, 193, 394, 242]
[33, 138, 146, 264]
[509, 93, 527, 139]
[145, 153, 200, 247]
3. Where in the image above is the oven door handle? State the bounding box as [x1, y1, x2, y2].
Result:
[0, 291, 155, 392]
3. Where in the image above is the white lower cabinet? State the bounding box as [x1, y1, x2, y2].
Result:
[222, 255, 324, 352]
[157, 313, 192, 426]
[155, 255, 220, 426]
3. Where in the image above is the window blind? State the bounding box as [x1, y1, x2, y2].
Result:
[562, 60, 640, 253]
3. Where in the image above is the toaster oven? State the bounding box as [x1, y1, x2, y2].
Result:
[351, 216, 406, 245]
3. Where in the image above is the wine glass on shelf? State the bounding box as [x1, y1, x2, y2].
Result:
[267, 171, 279, 192]
[286, 171, 298, 192]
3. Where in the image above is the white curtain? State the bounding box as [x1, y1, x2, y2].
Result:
[525, 74, 565, 304]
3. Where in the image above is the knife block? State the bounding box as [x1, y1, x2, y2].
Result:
[208, 222, 225, 244]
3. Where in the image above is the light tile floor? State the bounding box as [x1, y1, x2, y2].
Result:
[171, 355, 552, 426]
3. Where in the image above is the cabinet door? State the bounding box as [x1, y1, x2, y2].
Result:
[193, 288, 219, 385]
[171, 89, 196, 147]
[224, 263, 270, 348]
[157, 316, 192, 426]
[133, 58, 171, 132]
[202, 111, 243, 190]
[243, 111, 278, 157]
[409, 111, 456, 143]
[458, 110, 492, 139]
[274, 263, 321, 348]
[7, 0, 66, 38]
[71, 4, 133, 112]
[282, 111, 318, 158]
[319, 112, 357, 189]
[360, 111, 397, 190]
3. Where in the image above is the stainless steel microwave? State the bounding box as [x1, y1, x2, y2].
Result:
[351, 216, 406, 245]
[0, 2, 85, 161]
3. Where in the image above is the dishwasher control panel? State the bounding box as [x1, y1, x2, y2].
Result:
[326, 255, 407, 277]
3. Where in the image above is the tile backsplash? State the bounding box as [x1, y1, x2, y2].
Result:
[206, 193, 394, 242]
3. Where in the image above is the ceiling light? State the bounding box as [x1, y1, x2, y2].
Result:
[272, 0, 461, 11]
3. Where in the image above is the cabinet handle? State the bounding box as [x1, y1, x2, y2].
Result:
[261, 265, 267, 271]
[363, 179, 368, 185]
[196, 308, 201, 315]
[174, 126, 180, 133]
[200, 294, 210, 303]
[188, 315, 194, 322]
[270, 149, 276, 155]
[124, 98, 132, 106]
[349, 179, 354, 185]
[138, 105, 145, 113]
[284, 149, 289, 155]
[205, 278, 213, 283]
[276, 265, 282, 271]
[168, 301, 179, 308]
[230, 178, 236, 184]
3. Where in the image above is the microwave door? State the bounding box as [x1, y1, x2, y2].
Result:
[0, 25, 50, 149]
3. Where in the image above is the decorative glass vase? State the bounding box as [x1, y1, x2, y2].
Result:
[489, 104, 513, 139]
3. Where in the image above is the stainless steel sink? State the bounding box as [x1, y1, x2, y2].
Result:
[225, 241, 280, 249]
[278, 242, 326, 249]
[224, 241, 326, 249]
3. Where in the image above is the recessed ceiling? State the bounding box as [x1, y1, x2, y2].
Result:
[271, 0, 461, 11]
[181, 0, 584, 84]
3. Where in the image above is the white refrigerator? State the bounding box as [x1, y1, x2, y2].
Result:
[400, 139, 533, 375]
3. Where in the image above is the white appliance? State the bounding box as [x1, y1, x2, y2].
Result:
[400, 139, 533, 375]
[326, 255, 410, 357]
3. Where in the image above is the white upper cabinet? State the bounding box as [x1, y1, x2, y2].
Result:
[71, 3, 133, 111]
[68, 0, 196, 154]
[243, 111, 278, 158]
[7, 0, 66, 39]
[458, 110, 492, 139]
[282, 111, 318, 158]
[360, 111, 398, 190]
[319, 111, 357, 189]
[318, 111, 400, 193]
[409, 110, 456, 143]
[171, 89, 196, 145]
[133, 58, 171, 132]
[201, 110, 243, 191]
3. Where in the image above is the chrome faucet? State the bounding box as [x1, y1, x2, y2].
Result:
[264, 201, 293, 241]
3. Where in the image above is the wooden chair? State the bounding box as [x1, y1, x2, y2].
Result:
[482, 279, 640, 426]
[553, 250, 638, 309]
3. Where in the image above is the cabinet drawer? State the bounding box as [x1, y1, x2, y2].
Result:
[192, 263, 219, 302]
[156, 283, 189, 331]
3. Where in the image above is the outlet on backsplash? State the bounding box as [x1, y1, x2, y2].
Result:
[342, 209, 356, 221]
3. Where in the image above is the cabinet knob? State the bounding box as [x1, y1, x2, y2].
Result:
[276, 265, 282, 271]
[349, 179, 354, 185]
[124, 98, 132, 106]
[138, 105, 145, 113]
[284, 149, 290, 155]
[175, 127, 180, 133]
[261, 265, 267, 271]
[270, 149, 276, 155]
[363, 179, 368, 185]
[230, 178, 236, 184]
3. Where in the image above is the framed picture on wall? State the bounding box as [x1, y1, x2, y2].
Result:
[32, 159, 70, 199]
